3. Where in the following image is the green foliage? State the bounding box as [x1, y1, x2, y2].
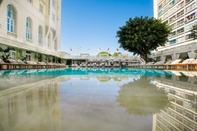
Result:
[116, 16, 171, 62]
[97, 51, 111, 56]
[112, 52, 121, 57]
[16, 48, 24, 60]
[34, 52, 41, 62]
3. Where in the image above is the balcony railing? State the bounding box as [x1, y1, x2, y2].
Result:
[185, 2, 196, 14]
[185, 0, 194, 5]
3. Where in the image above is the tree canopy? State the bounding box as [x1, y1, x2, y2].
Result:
[112, 52, 121, 57]
[97, 51, 111, 56]
[116, 16, 171, 62]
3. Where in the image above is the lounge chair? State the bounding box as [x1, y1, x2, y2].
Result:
[127, 63, 140, 68]
[6, 59, 19, 69]
[0, 59, 6, 69]
[71, 63, 76, 67]
[25, 61, 37, 69]
[145, 62, 154, 68]
[164, 59, 182, 70]
[152, 61, 165, 69]
[82, 63, 87, 67]
[188, 58, 197, 70]
[108, 63, 112, 67]
[17, 60, 25, 64]
[174, 58, 195, 70]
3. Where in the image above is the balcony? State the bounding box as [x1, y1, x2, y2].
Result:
[185, 12, 196, 23]
[169, 15, 176, 23]
[185, 34, 193, 41]
[185, 0, 194, 5]
[185, 2, 196, 14]
[176, 10, 184, 19]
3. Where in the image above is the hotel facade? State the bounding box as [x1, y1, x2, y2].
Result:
[153, 0, 197, 61]
[0, 0, 68, 63]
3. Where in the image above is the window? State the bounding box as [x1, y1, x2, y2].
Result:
[177, 18, 184, 26]
[28, 0, 32, 3]
[177, 10, 184, 18]
[26, 17, 32, 40]
[39, 3, 43, 13]
[169, 15, 176, 23]
[48, 0, 50, 15]
[52, 0, 55, 7]
[169, 31, 176, 37]
[177, 27, 184, 35]
[185, 21, 195, 32]
[38, 26, 42, 44]
[48, 34, 50, 48]
[52, 13, 55, 21]
[54, 39, 57, 50]
[185, 12, 196, 23]
[7, 5, 16, 33]
[170, 39, 176, 44]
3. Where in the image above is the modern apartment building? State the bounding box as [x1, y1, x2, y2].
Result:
[153, 0, 197, 61]
[0, 0, 66, 63]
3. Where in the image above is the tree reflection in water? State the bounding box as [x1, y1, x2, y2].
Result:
[116, 76, 170, 116]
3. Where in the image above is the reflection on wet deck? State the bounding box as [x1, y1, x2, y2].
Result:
[152, 72, 197, 131]
[0, 76, 70, 131]
[0, 69, 196, 131]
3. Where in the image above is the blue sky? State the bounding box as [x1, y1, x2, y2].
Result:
[60, 0, 153, 55]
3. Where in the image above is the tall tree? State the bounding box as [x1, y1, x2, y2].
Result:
[116, 16, 171, 62]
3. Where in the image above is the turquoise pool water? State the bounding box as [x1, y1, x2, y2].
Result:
[0, 68, 196, 131]
[0, 68, 173, 76]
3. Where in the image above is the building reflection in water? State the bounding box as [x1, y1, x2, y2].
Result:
[0, 75, 70, 131]
[152, 71, 197, 131]
[0, 69, 197, 131]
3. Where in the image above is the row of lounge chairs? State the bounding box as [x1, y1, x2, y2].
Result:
[0, 59, 67, 69]
[129, 58, 197, 71]
[71, 63, 121, 68]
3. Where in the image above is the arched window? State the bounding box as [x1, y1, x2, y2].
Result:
[26, 17, 32, 40]
[7, 5, 16, 33]
[54, 39, 57, 51]
[38, 26, 42, 44]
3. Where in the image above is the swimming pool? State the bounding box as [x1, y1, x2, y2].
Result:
[0, 68, 196, 131]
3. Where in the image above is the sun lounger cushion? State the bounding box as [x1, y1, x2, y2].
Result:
[170, 59, 181, 64]
[181, 58, 194, 64]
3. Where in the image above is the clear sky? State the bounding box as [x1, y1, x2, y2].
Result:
[60, 0, 153, 56]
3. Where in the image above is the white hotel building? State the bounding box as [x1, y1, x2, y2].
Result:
[153, 0, 197, 61]
[0, 0, 68, 63]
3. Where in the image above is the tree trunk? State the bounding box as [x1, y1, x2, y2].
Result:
[141, 54, 148, 63]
